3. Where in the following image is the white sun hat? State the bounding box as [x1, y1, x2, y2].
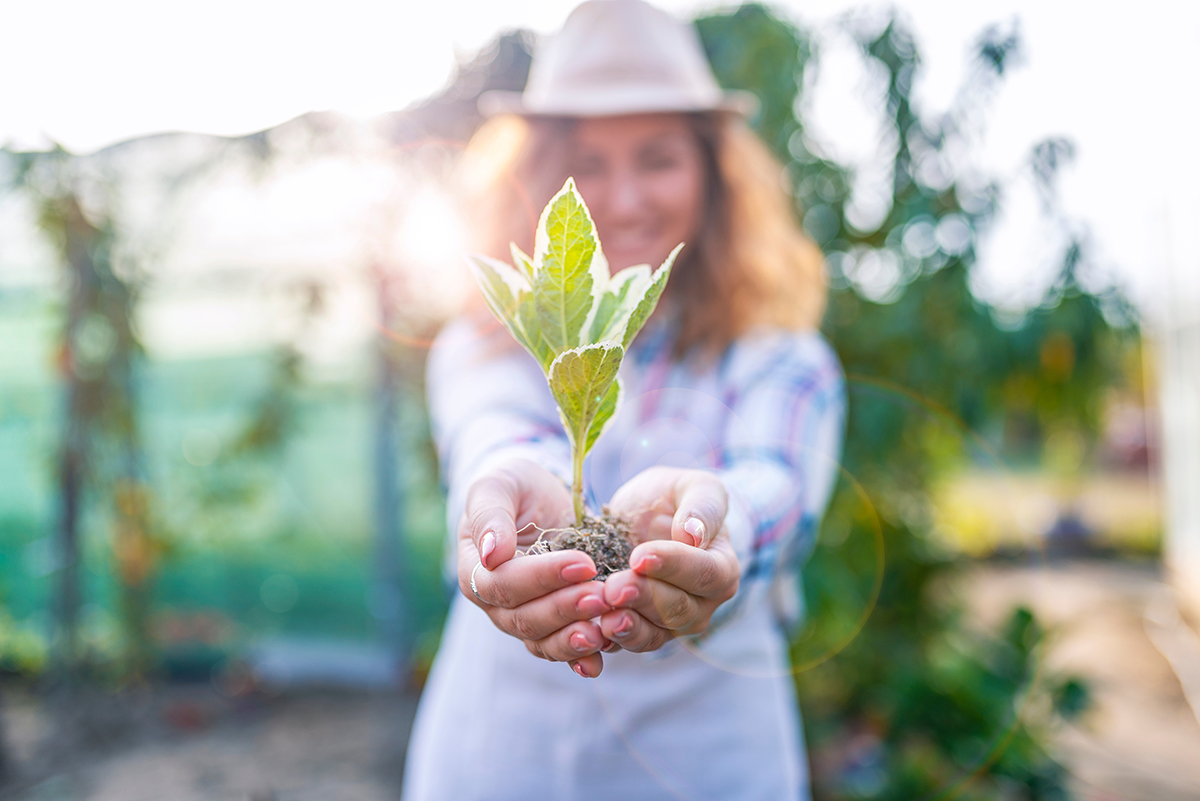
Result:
[478, 0, 757, 118]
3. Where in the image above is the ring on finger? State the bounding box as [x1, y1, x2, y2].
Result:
[470, 561, 487, 604]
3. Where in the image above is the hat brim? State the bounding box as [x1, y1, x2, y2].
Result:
[478, 88, 759, 119]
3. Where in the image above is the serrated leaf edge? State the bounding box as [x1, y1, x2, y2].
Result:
[620, 242, 682, 349]
[510, 242, 536, 283]
[466, 253, 530, 340]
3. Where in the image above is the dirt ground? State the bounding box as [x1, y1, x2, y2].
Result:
[1, 559, 1197, 801]
[962, 559, 1200, 801]
[0, 687, 418, 801]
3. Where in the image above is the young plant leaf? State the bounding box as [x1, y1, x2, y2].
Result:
[588, 264, 651, 344]
[467, 254, 538, 351]
[584, 378, 621, 453]
[465, 178, 681, 525]
[548, 342, 624, 454]
[516, 290, 554, 370]
[510, 243, 536, 284]
[620, 242, 682, 349]
[532, 179, 603, 352]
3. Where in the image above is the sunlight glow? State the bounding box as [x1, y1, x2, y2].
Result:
[393, 188, 467, 268]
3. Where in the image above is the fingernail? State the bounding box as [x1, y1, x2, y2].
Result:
[633, 553, 662, 573]
[602, 639, 618, 652]
[684, 517, 704, 546]
[576, 595, 609, 617]
[570, 631, 596, 653]
[561, 563, 596, 583]
[614, 614, 634, 637]
[615, 586, 639, 607]
[572, 662, 590, 678]
[480, 531, 496, 568]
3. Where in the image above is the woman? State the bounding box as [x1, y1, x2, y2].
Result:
[403, 1, 844, 799]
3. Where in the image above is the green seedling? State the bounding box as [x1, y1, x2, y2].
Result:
[468, 178, 681, 527]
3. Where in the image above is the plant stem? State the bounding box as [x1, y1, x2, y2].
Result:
[572, 445, 585, 527]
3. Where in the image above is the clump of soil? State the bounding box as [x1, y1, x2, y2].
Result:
[524, 507, 633, 580]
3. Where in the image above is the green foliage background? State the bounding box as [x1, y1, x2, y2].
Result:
[695, 6, 1129, 799]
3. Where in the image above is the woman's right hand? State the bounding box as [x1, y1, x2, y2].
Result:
[457, 458, 614, 678]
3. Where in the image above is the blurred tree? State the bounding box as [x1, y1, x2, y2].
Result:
[4, 149, 158, 680]
[379, 30, 535, 146]
[1, 139, 322, 683]
[693, 5, 1125, 799]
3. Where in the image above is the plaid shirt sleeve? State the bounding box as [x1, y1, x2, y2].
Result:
[712, 333, 846, 630]
[426, 319, 571, 551]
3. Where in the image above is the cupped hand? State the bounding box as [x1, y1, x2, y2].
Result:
[597, 467, 739, 652]
[457, 458, 614, 677]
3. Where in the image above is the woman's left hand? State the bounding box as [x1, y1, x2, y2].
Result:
[598, 467, 739, 652]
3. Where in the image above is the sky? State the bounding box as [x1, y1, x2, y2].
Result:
[3, 0, 1198, 325]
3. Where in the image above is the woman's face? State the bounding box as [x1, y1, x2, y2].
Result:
[567, 113, 706, 272]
